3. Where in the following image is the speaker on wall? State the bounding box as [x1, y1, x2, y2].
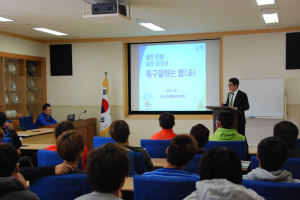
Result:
[50, 44, 73, 76]
[286, 32, 300, 70]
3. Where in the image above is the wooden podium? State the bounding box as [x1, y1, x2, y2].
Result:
[206, 106, 241, 133]
[40, 118, 97, 150]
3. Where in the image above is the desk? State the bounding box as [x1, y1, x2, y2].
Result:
[121, 177, 134, 192]
[17, 128, 55, 144]
[151, 158, 166, 168]
[20, 144, 53, 150]
[40, 118, 97, 150]
[249, 148, 257, 156]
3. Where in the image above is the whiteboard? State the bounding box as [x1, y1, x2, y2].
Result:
[239, 79, 285, 118]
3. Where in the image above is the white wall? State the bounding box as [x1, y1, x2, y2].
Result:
[223, 32, 300, 146]
[0, 35, 44, 57]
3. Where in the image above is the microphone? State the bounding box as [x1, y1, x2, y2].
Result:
[79, 110, 87, 120]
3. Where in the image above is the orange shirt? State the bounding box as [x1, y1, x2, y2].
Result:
[45, 145, 88, 171]
[151, 128, 177, 140]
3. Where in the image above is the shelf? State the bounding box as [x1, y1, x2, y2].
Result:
[6, 103, 24, 105]
[6, 90, 26, 92]
[26, 88, 45, 91]
[27, 74, 41, 76]
[5, 73, 24, 76]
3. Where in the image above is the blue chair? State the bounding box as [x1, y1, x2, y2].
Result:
[251, 156, 300, 179]
[183, 154, 203, 173]
[93, 136, 115, 148]
[140, 139, 171, 158]
[38, 150, 64, 167]
[38, 150, 83, 170]
[2, 137, 13, 146]
[134, 175, 200, 200]
[205, 141, 247, 160]
[295, 139, 300, 149]
[19, 116, 33, 130]
[242, 179, 300, 200]
[127, 151, 147, 176]
[29, 174, 93, 200]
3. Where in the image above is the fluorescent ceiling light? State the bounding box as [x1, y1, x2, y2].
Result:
[256, 0, 275, 5]
[33, 28, 68, 36]
[263, 13, 279, 23]
[0, 17, 14, 22]
[139, 23, 165, 31]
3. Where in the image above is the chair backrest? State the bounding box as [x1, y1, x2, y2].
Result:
[29, 174, 92, 200]
[251, 156, 300, 179]
[295, 139, 300, 149]
[19, 116, 34, 130]
[2, 137, 13, 146]
[127, 151, 147, 176]
[38, 149, 83, 170]
[242, 179, 300, 200]
[204, 141, 247, 160]
[38, 150, 64, 167]
[140, 139, 171, 158]
[134, 175, 199, 200]
[183, 154, 203, 173]
[93, 136, 115, 148]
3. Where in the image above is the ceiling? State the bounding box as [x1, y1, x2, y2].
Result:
[0, 0, 299, 40]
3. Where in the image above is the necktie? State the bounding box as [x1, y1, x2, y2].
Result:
[229, 92, 234, 107]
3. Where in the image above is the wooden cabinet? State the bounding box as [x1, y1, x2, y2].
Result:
[0, 52, 46, 121]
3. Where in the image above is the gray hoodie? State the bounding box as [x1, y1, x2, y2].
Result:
[184, 179, 264, 200]
[0, 177, 39, 200]
[243, 168, 300, 183]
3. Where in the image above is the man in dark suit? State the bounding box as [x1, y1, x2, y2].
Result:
[221, 78, 249, 136]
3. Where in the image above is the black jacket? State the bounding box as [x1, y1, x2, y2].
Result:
[224, 90, 249, 124]
[2, 128, 22, 149]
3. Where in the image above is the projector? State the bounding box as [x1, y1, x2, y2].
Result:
[92, 3, 127, 16]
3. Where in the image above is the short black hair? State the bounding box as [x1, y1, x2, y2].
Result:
[0, 143, 19, 177]
[159, 112, 175, 129]
[229, 78, 239, 87]
[199, 147, 242, 185]
[218, 112, 234, 129]
[167, 134, 197, 167]
[273, 121, 299, 148]
[86, 143, 129, 193]
[190, 124, 210, 149]
[109, 120, 130, 144]
[258, 136, 289, 171]
[43, 103, 51, 111]
[0, 112, 7, 128]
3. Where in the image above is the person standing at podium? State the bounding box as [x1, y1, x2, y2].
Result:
[32, 103, 57, 129]
[221, 78, 249, 136]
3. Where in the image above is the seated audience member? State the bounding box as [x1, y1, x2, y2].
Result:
[243, 136, 300, 183]
[209, 111, 245, 141]
[46, 121, 88, 170]
[0, 112, 22, 151]
[274, 121, 300, 158]
[143, 134, 199, 178]
[190, 124, 210, 154]
[0, 143, 39, 200]
[184, 147, 263, 200]
[109, 120, 155, 171]
[0, 128, 4, 142]
[32, 103, 57, 129]
[75, 143, 129, 200]
[151, 112, 177, 140]
[56, 130, 86, 174]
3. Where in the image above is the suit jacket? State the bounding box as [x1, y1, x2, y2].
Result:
[224, 90, 249, 125]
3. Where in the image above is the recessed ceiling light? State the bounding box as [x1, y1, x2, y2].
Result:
[33, 28, 68, 36]
[139, 23, 165, 31]
[0, 17, 14, 22]
[256, 0, 275, 5]
[263, 13, 279, 23]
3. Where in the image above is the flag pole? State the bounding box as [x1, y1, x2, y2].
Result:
[104, 72, 109, 99]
